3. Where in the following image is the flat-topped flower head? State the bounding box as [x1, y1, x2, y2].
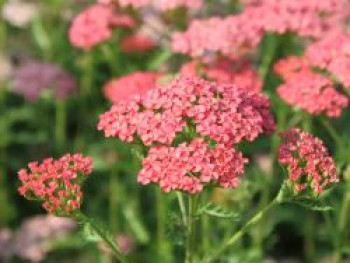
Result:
[98, 76, 275, 147]
[138, 138, 248, 193]
[103, 71, 161, 103]
[18, 154, 93, 216]
[277, 71, 348, 118]
[278, 128, 338, 194]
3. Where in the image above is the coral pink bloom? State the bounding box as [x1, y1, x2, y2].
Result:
[18, 154, 93, 215]
[278, 128, 338, 194]
[274, 56, 310, 80]
[103, 71, 160, 103]
[98, 77, 275, 146]
[277, 71, 348, 118]
[121, 33, 157, 53]
[69, 4, 134, 50]
[138, 138, 248, 193]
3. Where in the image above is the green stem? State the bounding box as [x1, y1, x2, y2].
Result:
[156, 188, 165, 260]
[201, 192, 210, 253]
[109, 167, 120, 233]
[334, 190, 350, 262]
[185, 194, 198, 263]
[177, 191, 187, 225]
[318, 118, 342, 146]
[204, 188, 284, 262]
[55, 99, 66, 155]
[259, 33, 279, 82]
[304, 213, 315, 263]
[101, 44, 119, 75]
[75, 212, 127, 263]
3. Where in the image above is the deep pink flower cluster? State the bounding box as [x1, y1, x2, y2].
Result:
[13, 61, 76, 102]
[172, 0, 349, 57]
[69, 4, 134, 50]
[138, 139, 248, 193]
[180, 57, 262, 91]
[306, 32, 350, 87]
[278, 128, 338, 194]
[121, 33, 157, 53]
[103, 71, 160, 103]
[98, 77, 275, 146]
[18, 154, 93, 215]
[277, 71, 348, 117]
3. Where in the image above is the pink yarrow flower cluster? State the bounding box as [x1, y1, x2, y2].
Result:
[277, 70, 348, 118]
[103, 71, 160, 103]
[172, 15, 263, 57]
[18, 154, 93, 215]
[98, 77, 275, 146]
[274, 54, 349, 117]
[69, 4, 134, 50]
[172, 0, 349, 57]
[138, 139, 248, 193]
[306, 32, 350, 87]
[278, 128, 338, 194]
[180, 57, 262, 91]
[98, 77, 275, 193]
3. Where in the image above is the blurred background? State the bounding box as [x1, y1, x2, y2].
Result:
[1, 0, 350, 262]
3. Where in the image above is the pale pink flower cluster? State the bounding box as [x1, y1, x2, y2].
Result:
[98, 0, 202, 11]
[103, 71, 160, 103]
[306, 32, 350, 87]
[18, 154, 93, 215]
[138, 139, 248, 193]
[12, 216, 76, 262]
[180, 57, 262, 91]
[69, 4, 134, 50]
[98, 77, 275, 146]
[172, 0, 349, 57]
[149, 0, 203, 11]
[278, 128, 338, 194]
[172, 14, 263, 57]
[13, 61, 76, 102]
[277, 71, 348, 118]
[0, 216, 76, 262]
